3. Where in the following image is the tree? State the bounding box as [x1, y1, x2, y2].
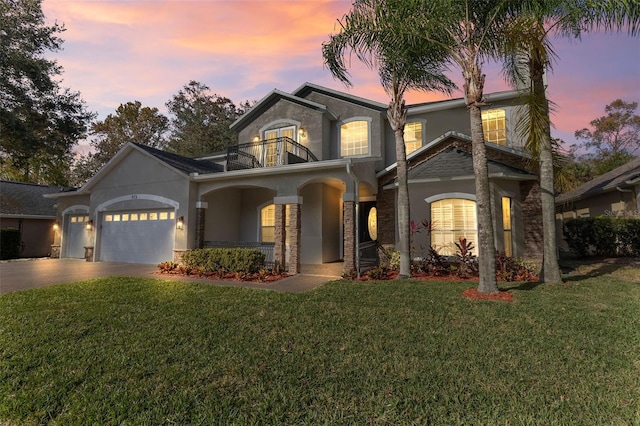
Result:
[500, 0, 639, 283]
[73, 101, 169, 183]
[323, 0, 454, 279]
[575, 99, 640, 168]
[0, 0, 94, 185]
[401, 0, 531, 293]
[165, 81, 249, 158]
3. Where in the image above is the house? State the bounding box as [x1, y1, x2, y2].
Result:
[0, 180, 64, 258]
[46, 82, 543, 272]
[555, 157, 640, 250]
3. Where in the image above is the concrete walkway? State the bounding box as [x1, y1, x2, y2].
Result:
[0, 258, 341, 295]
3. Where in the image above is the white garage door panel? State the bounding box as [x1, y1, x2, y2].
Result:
[65, 215, 89, 258]
[100, 211, 175, 264]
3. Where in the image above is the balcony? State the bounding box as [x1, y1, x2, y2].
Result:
[226, 137, 318, 171]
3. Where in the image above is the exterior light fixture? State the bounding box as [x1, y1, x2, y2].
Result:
[176, 216, 185, 230]
[53, 221, 60, 231]
[298, 127, 307, 138]
[86, 219, 94, 231]
[252, 135, 260, 143]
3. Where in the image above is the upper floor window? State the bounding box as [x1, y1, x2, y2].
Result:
[404, 121, 423, 155]
[340, 119, 369, 157]
[482, 109, 507, 146]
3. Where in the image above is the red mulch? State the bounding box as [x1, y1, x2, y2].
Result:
[461, 287, 513, 302]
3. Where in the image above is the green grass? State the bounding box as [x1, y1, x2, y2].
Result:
[1, 275, 639, 425]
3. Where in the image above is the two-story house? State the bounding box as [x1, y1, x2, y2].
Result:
[46, 82, 542, 273]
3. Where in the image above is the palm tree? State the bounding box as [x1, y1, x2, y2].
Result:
[500, 0, 640, 283]
[323, 0, 454, 279]
[401, 0, 529, 293]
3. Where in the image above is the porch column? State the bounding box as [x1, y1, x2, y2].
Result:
[274, 203, 286, 271]
[275, 196, 303, 274]
[195, 201, 208, 249]
[343, 193, 357, 273]
[289, 203, 302, 274]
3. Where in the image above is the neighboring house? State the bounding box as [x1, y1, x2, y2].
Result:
[0, 181, 64, 258]
[46, 82, 543, 272]
[555, 157, 640, 250]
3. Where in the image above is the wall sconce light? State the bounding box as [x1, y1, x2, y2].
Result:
[53, 221, 60, 231]
[298, 127, 307, 138]
[252, 135, 260, 143]
[176, 216, 185, 230]
[86, 219, 94, 231]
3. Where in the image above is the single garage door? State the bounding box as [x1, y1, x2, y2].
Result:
[65, 214, 90, 258]
[99, 209, 175, 264]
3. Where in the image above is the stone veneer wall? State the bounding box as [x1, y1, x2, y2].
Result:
[343, 201, 356, 271]
[289, 204, 301, 274]
[519, 180, 543, 265]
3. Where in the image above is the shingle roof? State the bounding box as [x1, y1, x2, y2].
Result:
[556, 157, 640, 204]
[133, 143, 224, 175]
[407, 147, 534, 181]
[0, 181, 65, 216]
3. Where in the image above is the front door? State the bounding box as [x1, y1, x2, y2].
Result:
[263, 126, 295, 166]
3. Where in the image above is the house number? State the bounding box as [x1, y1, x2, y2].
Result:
[131, 195, 138, 199]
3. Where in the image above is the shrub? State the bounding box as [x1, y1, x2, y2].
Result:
[495, 251, 537, 282]
[412, 246, 449, 276]
[1, 228, 21, 260]
[564, 217, 640, 257]
[181, 248, 265, 274]
[454, 237, 478, 278]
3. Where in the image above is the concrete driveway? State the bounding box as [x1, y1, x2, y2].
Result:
[0, 258, 336, 295]
[0, 258, 158, 295]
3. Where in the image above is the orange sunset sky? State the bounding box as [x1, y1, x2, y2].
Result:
[42, 0, 640, 151]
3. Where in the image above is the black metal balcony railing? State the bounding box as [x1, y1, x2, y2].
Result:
[226, 137, 318, 171]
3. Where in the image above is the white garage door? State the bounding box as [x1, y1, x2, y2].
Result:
[65, 214, 90, 258]
[99, 210, 175, 264]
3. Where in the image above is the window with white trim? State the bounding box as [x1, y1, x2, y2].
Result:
[482, 109, 507, 146]
[340, 120, 369, 157]
[502, 197, 512, 257]
[431, 199, 478, 256]
[404, 122, 423, 155]
[260, 204, 290, 243]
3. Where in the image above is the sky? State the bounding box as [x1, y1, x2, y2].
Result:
[42, 0, 640, 153]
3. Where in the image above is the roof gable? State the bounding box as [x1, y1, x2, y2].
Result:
[80, 143, 222, 192]
[293, 82, 388, 111]
[230, 88, 336, 132]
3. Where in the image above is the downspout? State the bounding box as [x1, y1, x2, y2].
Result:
[346, 161, 360, 275]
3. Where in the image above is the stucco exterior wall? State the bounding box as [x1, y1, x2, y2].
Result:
[237, 100, 326, 160]
[303, 91, 386, 160]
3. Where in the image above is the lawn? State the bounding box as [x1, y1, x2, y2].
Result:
[1, 273, 638, 425]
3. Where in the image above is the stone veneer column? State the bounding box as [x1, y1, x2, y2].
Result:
[289, 203, 302, 274]
[343, 199, 356, 273]
[195, 201, 208, 249]
[520, 181, 543, 269]
[274, 203, 286, 271]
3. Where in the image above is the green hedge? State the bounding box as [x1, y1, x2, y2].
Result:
[1, 228, 21, 260]
[564, 217, 640, 257]
[181, 248, 266, 273]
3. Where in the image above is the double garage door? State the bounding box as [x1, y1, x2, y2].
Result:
[99, 209, 175, 264]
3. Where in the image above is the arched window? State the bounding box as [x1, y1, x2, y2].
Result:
[340, 119, 369, 157]
[430, 199, 477, 256]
